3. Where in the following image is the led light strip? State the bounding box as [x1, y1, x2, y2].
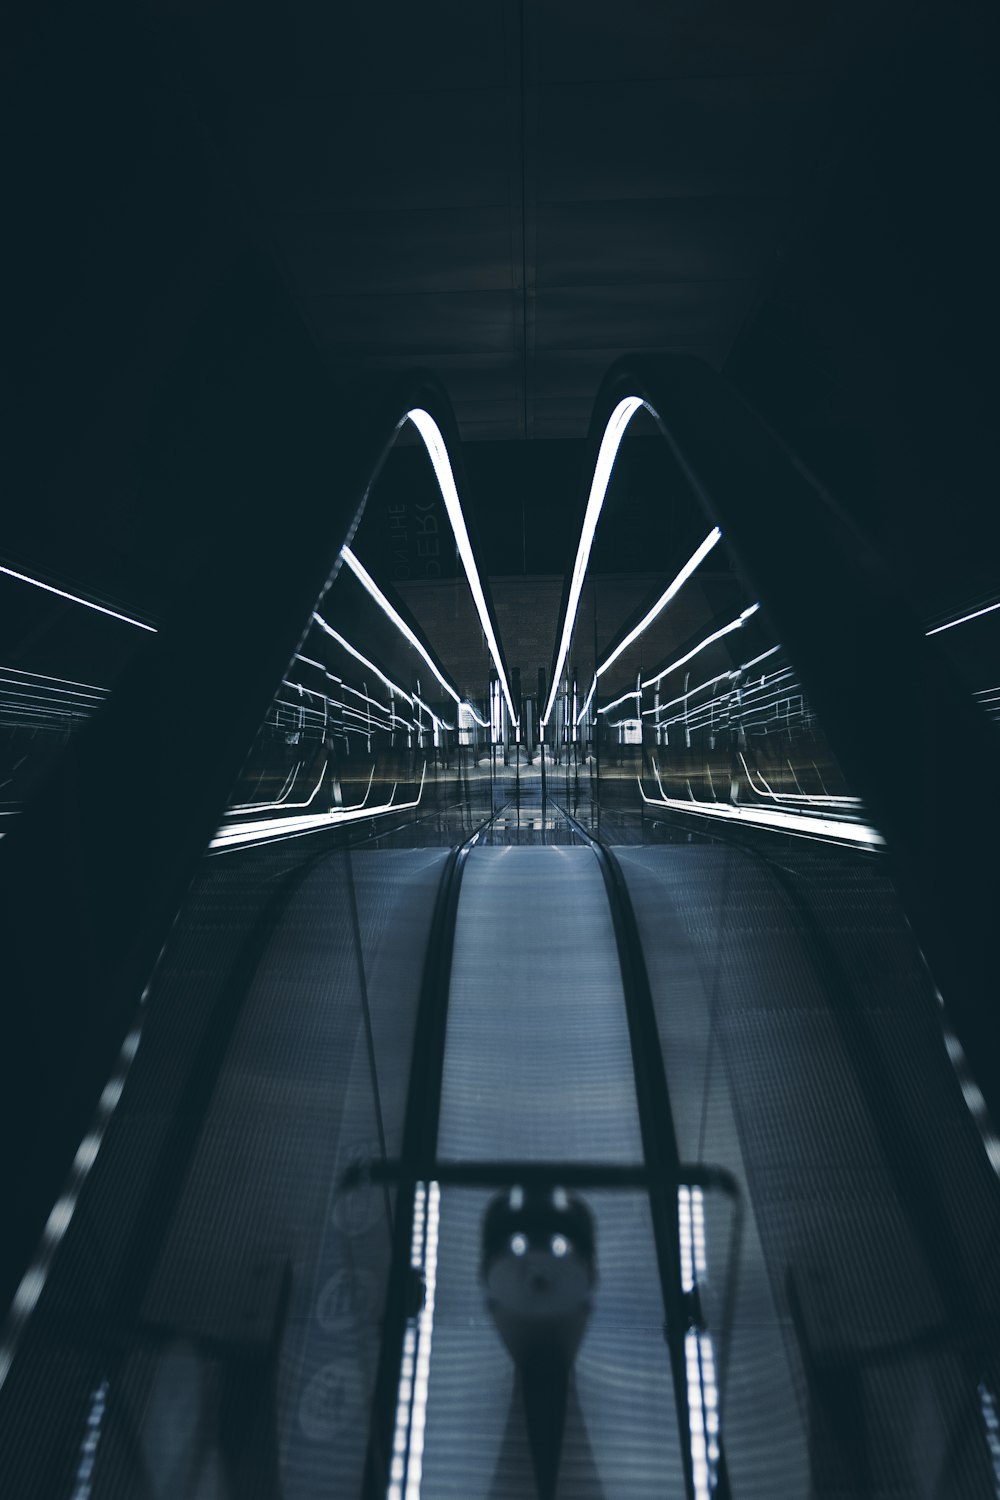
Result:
[542, 396, 644, 726]
[406, 409, 518, 726]
[340, 547, 461, 706]
[638, 771, 884, 847]
[926, 599, 1000, 636]
[642, 606, 760, 691]
[648, 671, 798, 728]
[0, 678, 106, 704]
[685, 1328, 720, 1500]
[678, 1186, 719, 1499]
[388, 1180, 440, 1500]
[0, 665, 108, 693]
[642, 646, 784, 718]
[226, 756, 336, 816]
[599, 688, 641, 716]
[0, 1008, 146, 1395]
[0, 563, 156, 632]
[312, 617, 415, 706]
[577, 528, 724, 725]
[70, 1378, 109, 1500]
[739, 753, 861, 807]
[209, 763, 426, 850]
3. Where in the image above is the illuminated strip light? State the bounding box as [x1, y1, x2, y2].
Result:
[542, 396, 644, 726]
[577, 528, 724, 725]
[337, 705, 396, 734]
[226, 757, 336, 817]
[388, 1180, 440, 1500]
[608, 717, 642, 730]
[70, 1378, 109, 1500]
[0, 563, 156, 632]
[337, 703, 394, 732]
[0, 665, 108, 693]
[461, 701, 489, 728]
[0, 702, 92, 722]
[281, 677, 329, 701]
[340, 547, 461, 706]
[642, 606, 760, 692]
[978, 1382, 1000, 1491]
[650, 674, 799, 730]
[342, 681, 393, 715]
[678, 1186, 719, 1499]
[0, 1009, 147, 1394]
[685, 1329, 720, 1500]
[413, 694, 443, 729]
[406, 409, 518, 726]
[599, 689, 641, 717]
[739, 753, 861, 807]
[644, 645, 787, 719]
[0, 678, 106, 704]
[209, 764, 427, 851]
[638, 773, 884, 847]
[576, 676, 598, 727]
[313, 617, 415, 706]
[926, 599, 1000, 635]
[601, 529, 723, 680]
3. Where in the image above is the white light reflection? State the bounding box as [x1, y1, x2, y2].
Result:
[639, 770, 884, 847]
[642, 606, 760, 692]
[210, 764, 427, 851]
[542, 396, 644, 726]
[926, 599, 1000, 636]
[0, 1006, 146, 1397]
[312, 617, 415, 706]
[679, 1185, 719, 1499]
[340, 548, 461, 706]
[390, 1180, 440, 1500]
[580, 528, 723, 725]
[642, 648, 784, 719]
[598, 688, 641, 717]
[0, 564, 157, 632]
[70, 1378, 109, 1500]
[406, 410, 518, 726]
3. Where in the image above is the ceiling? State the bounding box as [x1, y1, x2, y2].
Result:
[175, 0, 878, 442]
[4, 0, 999, 644]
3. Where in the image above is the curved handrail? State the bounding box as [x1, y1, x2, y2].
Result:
[551, 352, 1000, 1132]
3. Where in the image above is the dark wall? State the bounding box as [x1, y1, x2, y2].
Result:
[724, 0, 1000, 622]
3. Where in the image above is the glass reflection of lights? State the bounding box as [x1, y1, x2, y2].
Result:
[211, 763, 427, 852]
[641, 606, 760, 693]
[576, 528, 723, 726]
[389, 1180, 440, 1500]
[312, 616, 416, 706]
[340, 547, 461, 708]
[639, 767, 883, 847]
[542, 395, 644, 727]
[405, 409, 518, 727]
[0, 562, 156, 632]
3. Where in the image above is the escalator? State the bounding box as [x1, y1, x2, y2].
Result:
[2, 356, 1000, 1499]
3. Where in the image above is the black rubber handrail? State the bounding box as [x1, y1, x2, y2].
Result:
[553, 796, 733, 1500]
[361, 809, 498, 1500]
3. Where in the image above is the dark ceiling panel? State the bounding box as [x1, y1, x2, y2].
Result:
[301, 291, 517, 358]
[246, 89, 516, 215]
[276, 205, 514, 295]
[535, 196, 794, 284]
[534, 0, 846, 82]
[534, 76, 837, 201]
[534, 283, 756, 352]
[289, 0, 512, 94]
